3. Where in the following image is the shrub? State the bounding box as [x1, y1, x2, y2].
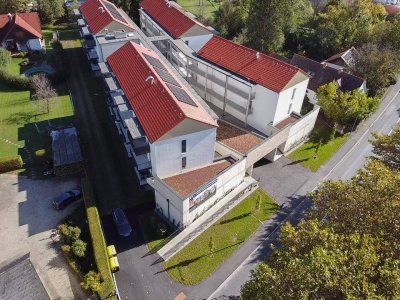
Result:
[0, 49, 11, 68]
[157, 222, 167, 237]
[0, 156, 23, 173]
[72, 239, 87, 258]
[34, 149, 51, 164]
[59, 224, 81, 244]
[81, 271, 102, 294]
[0, 69, 31, 90]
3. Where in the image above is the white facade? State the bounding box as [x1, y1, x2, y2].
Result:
[150, 158, 246, 227]
[150, 127, 216, 178]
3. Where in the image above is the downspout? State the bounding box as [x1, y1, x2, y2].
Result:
[204, 66, 208, 100]
[222, 75, 228, 116]
[244, 84, 253, 127]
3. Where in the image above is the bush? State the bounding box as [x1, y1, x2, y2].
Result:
[0, 69, 31, 90]
[0, 156, 23, 173]
[0, 49, 11, 68]
[81, 271, 102, 294]
[72, 239, 87, 258]
[59, 224, 81, 244]
[34, 149, 51, 164]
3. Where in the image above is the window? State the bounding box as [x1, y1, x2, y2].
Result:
[291, 88, 297, 100]
[182, 157, 187, 169]
[288, 103, 292, 114]
[181, 140, 186, 153]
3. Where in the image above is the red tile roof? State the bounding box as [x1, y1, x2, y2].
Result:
[274, 115, 299, 130]
[140, 0, 204, 38]
[80, 0, 134, 35]
[197, 36, 304, 93]
[0, 12, 42, 42]
[164, 160, 232, 198]
[107, 42, 217, 143]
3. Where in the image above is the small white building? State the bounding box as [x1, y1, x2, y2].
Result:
[139, 0, 214, 52]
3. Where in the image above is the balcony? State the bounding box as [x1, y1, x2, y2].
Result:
[86, 49, 98, 62]
[79, 26, 91, 38]
[134, 167, 152, 186]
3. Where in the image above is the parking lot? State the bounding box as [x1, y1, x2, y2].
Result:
[0, 174, 87, 300]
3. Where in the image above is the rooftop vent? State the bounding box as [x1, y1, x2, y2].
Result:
[256, 52, 260, 59]
[98, 6, 105, 13]
[145, 75, 155, 85]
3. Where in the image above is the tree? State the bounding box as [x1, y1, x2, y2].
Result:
[72, 239, 87, 258]
[351, 43, 400, 96]
[108, 0, 140, 24]
[215, 0, 249, 39]
[246, 0, 295, 52]
[31, 74, 58, 114]
[312, 0, 386, 58]
[241, 161, 400, 299]
[0, 0, 29, 14]
[370, 125, 400, 171]
[0, 48, 11, 68]
[208, 236, 215, 256]
[37, 0, 64, 23]
[81, 271, 101, 294]
[317, 82, 379, 128]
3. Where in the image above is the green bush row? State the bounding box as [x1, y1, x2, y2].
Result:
[0, 156, 23, 173]
[82, 178, 116, 299]
[0, 68, 31, 90]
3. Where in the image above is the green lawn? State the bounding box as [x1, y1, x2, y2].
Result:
[0, 28, 75, 162]
[288, 122, 349, 172]
[161, 189, 278, 285]
[177, 0, 219, 19]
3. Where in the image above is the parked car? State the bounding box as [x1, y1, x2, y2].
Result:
[112, 208, 132, 237]
[53, 189, 82, 210]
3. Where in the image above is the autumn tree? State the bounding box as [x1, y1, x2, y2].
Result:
[370, 125, 400, 171]
[0, 0, 29, 14]
[241, 161, 400, 299]
[351, 43, 400, 96]
[31, 75, 58, 114]
[37, 0, 64, 23]
[317, 82, 379, 128]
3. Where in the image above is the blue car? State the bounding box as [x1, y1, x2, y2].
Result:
[53, 189, 82, 210]
[112, 208, 132, 237]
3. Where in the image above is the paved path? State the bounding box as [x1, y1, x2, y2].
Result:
[208, 78, 400, 299]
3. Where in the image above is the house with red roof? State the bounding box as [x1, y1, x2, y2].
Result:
[0, 12, 44, 52]
[139, 0, 214, 52]
[100, 41, 250, 228]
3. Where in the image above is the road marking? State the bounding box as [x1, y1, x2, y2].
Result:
[208, 89, 400, 299]
[388, 118, 400, 135]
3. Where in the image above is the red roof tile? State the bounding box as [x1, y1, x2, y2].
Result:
[198, 36, 303, 93]
[164, 160, 232, 198]
[80, 0, 134, 35]
[140, 0, 200, 38]
[107, 42, 217, 143]
[0, 12, 42, 42]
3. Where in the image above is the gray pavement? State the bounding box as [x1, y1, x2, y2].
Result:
[208, 79, 400, 299]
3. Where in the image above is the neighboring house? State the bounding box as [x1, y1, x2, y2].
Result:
[102, 41, 248, 227]
[78, 0, 136, 73]
[384, 4, 400, 16]
[290, 54, 366, 104]
[140, 0, 214, 52]
[324, 47, 358, 70]
[0, 12, 44, 52]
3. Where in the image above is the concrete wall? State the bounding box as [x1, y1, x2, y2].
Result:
[154, 186, 184, 227]
[150, 128, 216, 178]
[283, 106, 320, 153]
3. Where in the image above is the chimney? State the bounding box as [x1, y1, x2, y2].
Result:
[7, 13, 12, 22]
[256, 52, 260, 59]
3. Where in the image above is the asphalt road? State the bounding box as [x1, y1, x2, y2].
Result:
[208, 85, 400, 299]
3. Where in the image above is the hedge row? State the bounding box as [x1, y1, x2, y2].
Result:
[0, 68, 31, 90]
[82, 178, 116, 299]
[0, 156, 23, 173]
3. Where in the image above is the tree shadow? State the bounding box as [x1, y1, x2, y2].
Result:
[3, 111, 37, 125]
[217, 212, 251, 225]
[154, 240, 244, 275]
[284, 158, 310, 166]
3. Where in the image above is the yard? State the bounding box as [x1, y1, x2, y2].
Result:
[142, 189, 278, 285]
[288, 121, 349, 172]
[0, 56, 74, 161]
[177, 0, 219, 19]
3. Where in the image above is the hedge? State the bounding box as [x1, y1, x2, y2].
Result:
[0, 68, 31, 90]
[82, 177, 116, 299]
[0, 156, 23, 173]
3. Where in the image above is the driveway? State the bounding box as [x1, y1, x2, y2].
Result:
[0, 174, 87, 300]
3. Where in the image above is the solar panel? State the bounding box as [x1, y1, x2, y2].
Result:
[143, 53, 166, 71]
[154, 68, 182, 87]
[166, 83, 198, 107]
[103, 2, 126, 23]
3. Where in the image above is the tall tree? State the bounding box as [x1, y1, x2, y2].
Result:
[241, 161, 400, 299]
[0, 0, 29, 14]
[37, 0, 64, 23]
[351, 43, 400, 96]
[108, 0, 140, 24]
[370, 125, 400, 171]
[31, 75, 58, 114]
[214, 0, 249, 39]
[246, 0, 295, 52]
[317, 82, 379, 127]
